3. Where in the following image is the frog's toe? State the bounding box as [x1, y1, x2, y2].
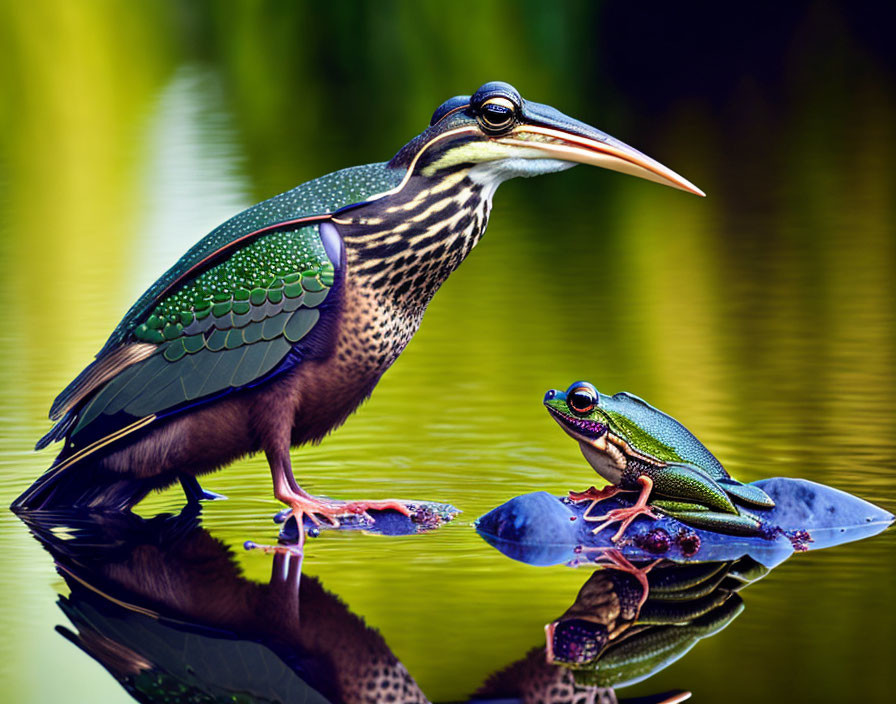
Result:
[718, 479, 776, 508]
[668, 509, 763, 536]
[591, 504, 659, 542]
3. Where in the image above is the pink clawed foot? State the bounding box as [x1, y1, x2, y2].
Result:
[339, 498, 414, 519]
[276, 494, 415, 547]
[279, 495, 345, 547]
[582, 475, 657, 542]
[245, 541, 306, 556]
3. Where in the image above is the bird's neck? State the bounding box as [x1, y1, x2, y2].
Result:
[334, 169, 492, 310]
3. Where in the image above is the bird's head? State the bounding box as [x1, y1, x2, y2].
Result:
[388, 81, 705, 198]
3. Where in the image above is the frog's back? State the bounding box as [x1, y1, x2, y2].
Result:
[602, 392, 728, 477]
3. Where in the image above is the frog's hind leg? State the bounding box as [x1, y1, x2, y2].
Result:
[650, 497, 764, 536]
[658, 505, 763, 535]
[583, 475, 658, 542]
[653, 463, 736, 514]
[717, 478, 776, 509]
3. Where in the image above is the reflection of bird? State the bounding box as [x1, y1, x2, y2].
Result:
[473, 646, 691, 704]
[21, 509, 428, 703]
[15, 81, 702, 537]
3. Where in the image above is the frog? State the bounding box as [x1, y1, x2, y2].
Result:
[544, 381, 775, 540]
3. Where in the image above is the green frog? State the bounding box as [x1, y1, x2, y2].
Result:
[544, 381, 775, 540]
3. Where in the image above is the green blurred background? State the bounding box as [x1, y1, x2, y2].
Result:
[0, 1, 894, 702]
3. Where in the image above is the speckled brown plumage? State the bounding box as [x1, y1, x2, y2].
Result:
[331, 169, 489, 380]
[473, 646, 617, 704]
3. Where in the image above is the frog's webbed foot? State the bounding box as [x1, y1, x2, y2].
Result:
[583, 475, 658, 542]
[568, 485, 624, 503]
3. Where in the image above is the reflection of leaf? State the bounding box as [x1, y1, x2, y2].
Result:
[477, 478, 894, 568]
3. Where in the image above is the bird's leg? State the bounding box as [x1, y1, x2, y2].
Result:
[582, 475, 658, 542]
[179, 474, 227, 503]
[568, 485, 625, 502]
[267, 549, 303, 625]
[267, 446, 414, 546]
[268, 447, 341, 546]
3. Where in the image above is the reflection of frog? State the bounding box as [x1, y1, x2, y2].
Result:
[545, 381, 775, 540]
[545, 552, 657, 666]
[546, 553, 767, 685]
[472, 554, 767, 702]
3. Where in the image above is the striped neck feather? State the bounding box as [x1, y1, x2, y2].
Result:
[337, 170, 491, 306]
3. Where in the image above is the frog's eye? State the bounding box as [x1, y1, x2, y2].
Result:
[567, 386, 597, 415]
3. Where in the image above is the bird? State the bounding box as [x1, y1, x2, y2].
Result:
[13, 81, 703, 539]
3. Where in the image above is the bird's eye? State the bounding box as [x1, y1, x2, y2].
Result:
[477, 97, 516, 133]
[567, 386, 597, 415]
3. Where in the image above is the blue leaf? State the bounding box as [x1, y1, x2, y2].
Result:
[476, 478, 893, 568]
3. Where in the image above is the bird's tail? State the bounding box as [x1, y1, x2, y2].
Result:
[35, 410, 78, 450]
[10, 455, 155, 512]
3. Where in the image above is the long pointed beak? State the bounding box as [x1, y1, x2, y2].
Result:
[506, 101, 705, 196]
[501, 125, 705, 196]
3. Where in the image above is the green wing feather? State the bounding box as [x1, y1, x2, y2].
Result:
[44, 162, 401, 431]
[66, 225, 336, 449]
[103, 162, 399, 352]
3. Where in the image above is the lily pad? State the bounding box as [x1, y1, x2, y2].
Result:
[476, 478, 893, 568]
